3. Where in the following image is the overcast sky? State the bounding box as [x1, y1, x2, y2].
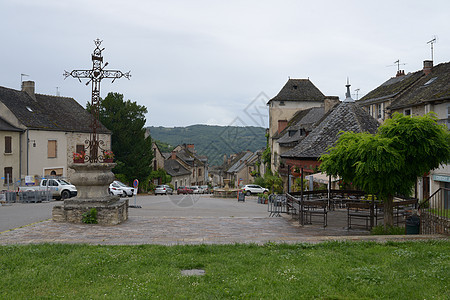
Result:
[2, 0, 449, 128]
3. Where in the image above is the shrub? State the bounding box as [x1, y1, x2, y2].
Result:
[370, 225, 404, 235]
[82, 208, 98, 224]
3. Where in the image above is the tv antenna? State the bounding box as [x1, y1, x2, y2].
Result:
[387, 59, 407, 71]
[427, 35, 438, 61]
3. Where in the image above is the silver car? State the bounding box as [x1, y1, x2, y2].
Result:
[155, 184, 173, 195]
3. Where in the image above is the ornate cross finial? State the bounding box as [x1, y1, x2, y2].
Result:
[64, 39, 130, 163]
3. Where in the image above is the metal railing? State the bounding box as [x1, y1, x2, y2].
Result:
[419, 188, 450, 235]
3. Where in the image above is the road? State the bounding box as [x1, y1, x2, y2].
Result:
[0, 194, 267, 232]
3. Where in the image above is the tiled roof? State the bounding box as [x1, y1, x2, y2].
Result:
[267, 79, 325, 103]
[390, 61, 450, 109]
[357, 71, 424, 105]
[0, 85, 110, 133]
[277, 107, 325, 144]
[164, 159, 191, 177]
[0, 117, 23, 132]
[281, 102, 379, 159]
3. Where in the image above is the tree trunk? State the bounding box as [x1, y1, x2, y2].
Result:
[384, 194, 394, 228]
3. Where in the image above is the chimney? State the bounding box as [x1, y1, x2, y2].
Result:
[396, 70, 405, 77]
[187, 144, 195, 153]
[22, 81, 36, 100]
[324, 96, 340, 113]
[171, 151, 177, 160]
[423, 60, 433, 75]
[278, 120, 288, 134]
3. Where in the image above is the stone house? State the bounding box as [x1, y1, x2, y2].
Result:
[151, 142, 165, 172]
[224, 150, 263, 188]
[280, 82, 379, 190]
[168, 144, 207, 186]
[0, 81, 111, 183]
[267, 78, 338, 171]
[164, 158, 191, 190]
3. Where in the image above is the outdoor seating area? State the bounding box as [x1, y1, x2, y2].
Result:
[280, 190, 419, 230]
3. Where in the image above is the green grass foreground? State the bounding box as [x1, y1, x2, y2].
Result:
[1, 241, 449, 299]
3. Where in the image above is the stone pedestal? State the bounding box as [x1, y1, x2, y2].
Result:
[52, 163, 128, 225]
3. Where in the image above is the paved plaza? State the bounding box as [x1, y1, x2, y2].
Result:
[0, 195, 443, 245]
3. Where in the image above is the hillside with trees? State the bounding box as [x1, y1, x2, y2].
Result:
[148, 125, 266, 166]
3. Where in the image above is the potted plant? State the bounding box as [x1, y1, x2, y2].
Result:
[103, 150, 114, 163]
[73, 151, 85, 163]
[291, 166, 301, 177]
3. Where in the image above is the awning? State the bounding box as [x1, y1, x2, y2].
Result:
[305, 172, 339, 184]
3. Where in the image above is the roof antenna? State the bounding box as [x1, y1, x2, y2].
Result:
[387, 60, 406, 71]
[427, 35, 438, 61]
[21, 73, 29, 89]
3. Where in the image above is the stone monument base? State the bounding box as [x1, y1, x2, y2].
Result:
[53, 196, 128, 225]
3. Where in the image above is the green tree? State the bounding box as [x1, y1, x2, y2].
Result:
[320, 113, 450, 227]
[90, 92, 153, 184]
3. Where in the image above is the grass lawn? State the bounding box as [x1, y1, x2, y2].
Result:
[0, 241, 448, 299]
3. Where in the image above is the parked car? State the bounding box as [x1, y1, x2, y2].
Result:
[242, 184, 269, 196]
[191, 186, 201, 194]
[109, 180, 134, 197]
[200, 185, 210, 194]
[19, 178, 77, 200]
[155, 184, 173, 195]
[177, 186, 193, 194]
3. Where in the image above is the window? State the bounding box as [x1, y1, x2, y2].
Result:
[4, 136, 12, 154]
[404, 108, 411, 116]
[76, 144, 85, 154]
[48, 140, 57, 158]
[198, 168, 202, 177]
[376, 104, 382, 119]
[4, 167, 12, 184]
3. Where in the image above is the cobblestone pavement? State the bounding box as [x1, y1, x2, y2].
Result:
[0, 195, 445, 245]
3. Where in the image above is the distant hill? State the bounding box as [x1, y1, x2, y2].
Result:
[148, 124, 266, 166]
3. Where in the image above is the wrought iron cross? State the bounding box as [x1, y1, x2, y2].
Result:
[64, 39, 130, 163]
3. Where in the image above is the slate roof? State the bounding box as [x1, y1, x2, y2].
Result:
[0, 85, 110, 133]
[164, 159, 191, 177]
[357, 70, 424, 105]
[281, 101, 379, 159]
[173, 148, 205, 167]
[0, 117, 23, 132]
[277, 107, 325, 145]
[390, 61, 450, 109]
[227, 151, 254, 173]
[267, 79, 326, 104]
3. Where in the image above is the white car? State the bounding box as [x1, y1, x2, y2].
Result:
[109, 180, 134, 197]
[190, 186, 201, 194]
[242, 184, 269, 196]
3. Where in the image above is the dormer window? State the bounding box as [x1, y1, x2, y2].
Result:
[293, 85, 298, 90]
[288, 130, 296, 137]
